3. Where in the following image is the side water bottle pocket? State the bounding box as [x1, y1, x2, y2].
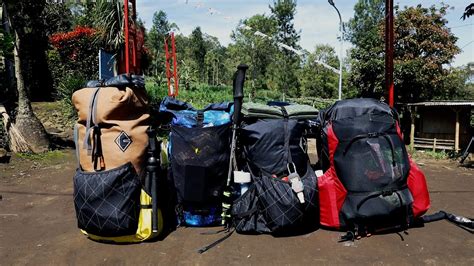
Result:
[73, 163, 141, 237]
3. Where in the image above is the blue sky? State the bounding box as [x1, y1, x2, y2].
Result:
[136, 0, 473, 67]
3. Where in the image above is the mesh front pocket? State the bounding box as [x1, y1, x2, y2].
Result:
[73, 163, 141, 237]
[170, 124, 230, 204]
[334, 134, 409, 192]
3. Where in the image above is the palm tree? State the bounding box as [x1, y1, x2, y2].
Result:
[462, 3, 474, 20]
[3, 0, 49, 153]
[92, 0, 125, 52]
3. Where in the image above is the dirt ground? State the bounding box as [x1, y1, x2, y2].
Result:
[0, 150, 473, 265]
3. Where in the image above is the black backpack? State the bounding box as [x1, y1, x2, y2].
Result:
[159, 97, 233, 227]
[232, 104, 319, 234]
[316, 98, 474, 241]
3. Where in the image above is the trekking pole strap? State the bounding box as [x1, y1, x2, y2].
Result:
[197, 228, 235, 254]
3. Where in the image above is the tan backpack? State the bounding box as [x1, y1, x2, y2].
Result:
[71, 75, 163, 243]
[72, 82, 149, 173]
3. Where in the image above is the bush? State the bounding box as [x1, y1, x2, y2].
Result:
[145, 81, 168, 105]
[57, 74, 87, 121]
[49, 26, 98, 96]
[145, 80, 336, 110]
[145, 81, 232, 109]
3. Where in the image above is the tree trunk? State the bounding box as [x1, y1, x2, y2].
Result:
[10, 24, 49, 153]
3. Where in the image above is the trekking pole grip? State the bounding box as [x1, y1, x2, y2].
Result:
[233, 64, 248, 124]
[146, 127, 160, 233]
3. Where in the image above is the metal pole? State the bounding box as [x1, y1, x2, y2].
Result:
[123, 0, 130, 73]
[328, 1, 343, 100]
[338, 22, 343, 100]
[385, 0, 394, 107]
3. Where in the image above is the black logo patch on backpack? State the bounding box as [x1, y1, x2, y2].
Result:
[115, 131, 133, 152]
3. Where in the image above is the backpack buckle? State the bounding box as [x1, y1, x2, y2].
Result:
[287, 163, 297, 174]
[196, 111, 204, 126]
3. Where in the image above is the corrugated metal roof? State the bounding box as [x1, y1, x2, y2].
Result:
[407, 101, 474, 107]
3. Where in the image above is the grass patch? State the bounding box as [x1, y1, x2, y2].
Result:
[17, 150, 67, 162]
[410, 150, 450, 160]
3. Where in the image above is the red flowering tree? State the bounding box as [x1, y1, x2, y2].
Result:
[50, 26, 99, 80]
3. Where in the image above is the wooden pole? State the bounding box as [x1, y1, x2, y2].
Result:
[455, 110, 460, 152]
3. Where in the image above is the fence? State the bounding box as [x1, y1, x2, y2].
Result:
[413, 137, 455, 151]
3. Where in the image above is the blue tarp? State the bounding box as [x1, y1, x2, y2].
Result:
[159, 97, 233, 128]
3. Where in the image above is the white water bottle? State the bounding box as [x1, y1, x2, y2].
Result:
[234, 171, 251, 195]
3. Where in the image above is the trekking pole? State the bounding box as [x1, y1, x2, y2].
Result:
[146, 127, 161, 233]
[222, 64, 248, 227]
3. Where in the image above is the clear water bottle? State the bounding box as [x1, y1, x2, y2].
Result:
[234, 171, 251, 196]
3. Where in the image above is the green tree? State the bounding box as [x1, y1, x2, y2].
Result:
[347, 2, 464, 102]
[146, 10, 178, 79]
[190, 27, 207, 83]
[228, 14, 278, 94]
[70, 0, 95, 28]
[203, 34, 227, 86]
[0, 27, 14, 102]
[268, 0, 301, 97]
[299, 44, 339, 98]
[437, 66, 474, 100]
[345, 0, 385, 97]
[392, 4, 461, 102]
[42, 2, 73, 35]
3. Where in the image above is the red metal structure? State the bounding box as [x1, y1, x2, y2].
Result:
[121, 0, 144, 75]
[165, 32, 179, 97]
[385, 0, 394, 107]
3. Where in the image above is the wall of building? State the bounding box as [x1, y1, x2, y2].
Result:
[416, 106, 472, 148]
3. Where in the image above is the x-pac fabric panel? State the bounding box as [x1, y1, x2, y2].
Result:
[73, 163, 141, 237]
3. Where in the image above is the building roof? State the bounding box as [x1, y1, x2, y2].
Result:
[407, 101, 474, 107]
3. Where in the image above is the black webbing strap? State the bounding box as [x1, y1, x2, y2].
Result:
[356, 184, 408, 211]
[280, 106, 293, 165]
[197, 110, 204, 127]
